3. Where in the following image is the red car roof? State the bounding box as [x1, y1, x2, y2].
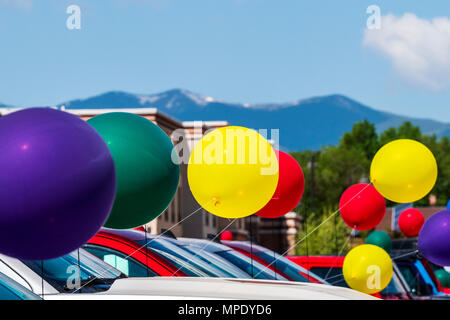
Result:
[287, 256, 345, 268]
[87, 228, 186, 277]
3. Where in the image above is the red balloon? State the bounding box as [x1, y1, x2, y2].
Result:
[399, 208, 424, 237]
[339, 183, 386, 230]
[255, 151, 305, 218]
[220, 231, 233, 241]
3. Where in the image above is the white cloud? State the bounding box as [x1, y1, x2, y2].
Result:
[363, 13, 450, 91]
[0, 0, 33, 10]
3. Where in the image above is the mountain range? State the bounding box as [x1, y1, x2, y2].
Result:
[2, 89, 449, 150]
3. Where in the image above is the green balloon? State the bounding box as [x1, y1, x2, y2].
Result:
[435, 269, 450, 288]
[366, 231, 392, 253]
[87, 112, 180, 229]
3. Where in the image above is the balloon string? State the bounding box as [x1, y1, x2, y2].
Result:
[391, 250, 419, 261]
[250, 215, 253, 278]
[334, 213, 338, 254]
[323, 232, 352, 281]
[123, 202, 210, 262]
[41, 260, 44, 299]
[253, 182, 373, 278]
[272, 219, 276, 279]
[169, 218, 237, 277]
[144, 229, 150, 277]
[304, 209, 309, 277]
[77, 249, 81, 293]
[324, 272, 345, 282]
[72, 203, 210, 294]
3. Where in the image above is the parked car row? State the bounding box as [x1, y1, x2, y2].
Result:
[0, 237, 373, 300]
[2, 227, 446, 300]
[287, 252, 450, 299]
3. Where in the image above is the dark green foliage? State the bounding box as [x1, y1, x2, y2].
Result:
[291, 120, 449, 253]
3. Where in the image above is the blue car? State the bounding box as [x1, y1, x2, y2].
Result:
[394, 252, 450, 299]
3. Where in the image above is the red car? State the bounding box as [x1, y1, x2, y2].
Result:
[85, 228, 206, 277]
[221, 241, 325, 284]
[287, 256, 411, 299]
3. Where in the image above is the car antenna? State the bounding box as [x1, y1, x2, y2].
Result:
[160, 229, 177, 239]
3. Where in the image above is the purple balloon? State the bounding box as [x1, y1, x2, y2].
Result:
[418, 210, 450, 266]
[0, 108, 116, 260]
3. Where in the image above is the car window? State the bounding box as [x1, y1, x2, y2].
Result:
[150, 248, 210, 277]
[379, 272, 407, 297]
[255, 251, 311, 282]
[398, 265, 418, 294]
[84, 245, 158, 277]
[138, 238, 228, 278]
[21, 249, 122, 293]
[215, 250, 288, 281]
[0, 272, 41, 300]
[181, 246, 250, 279]
[311, 267, 347, 287]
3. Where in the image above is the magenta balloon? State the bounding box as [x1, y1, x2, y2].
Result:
[418, 210, 450, 266]
[0, 108, 116, 260]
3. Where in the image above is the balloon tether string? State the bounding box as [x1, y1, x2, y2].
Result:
[77, 249, 81, 293]
[41, 260, 44, 299]
[249, 215, 253, 278]
[169, 218, 237, 276]
[72, 202, 209, 293]
[144, 228, 150, 277]
[253, 182, 373, 278]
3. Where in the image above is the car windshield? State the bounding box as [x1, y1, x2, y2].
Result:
[180, 245, 251, 279]
[254, 250, 322, 283]
[84, 245, 159, 277]
[21, 249, 122, 293]
[215, 250, 288, 281]
[311, 267, 347, 287]
[313, 265, 408, 298]
[0, 272, 41, 300]
[150, 248, 210, 277]
[137, 238, 229, 278]
[379, 271, 408, 297]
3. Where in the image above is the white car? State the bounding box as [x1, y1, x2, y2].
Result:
[0, 249, 376, 300]
[46, 277, 377, 300]
[0, 271, 41, 300]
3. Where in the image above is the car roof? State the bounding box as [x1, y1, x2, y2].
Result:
[288, 256, 345, 266]
[175, 237, 232, 252]
[98, 228, 170, 242]
[221, 240, 269, 253]
[103, 277, 377, 300]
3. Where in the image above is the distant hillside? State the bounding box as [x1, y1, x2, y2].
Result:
[0, 102, 11, 108]
[52, 89, 450, 150]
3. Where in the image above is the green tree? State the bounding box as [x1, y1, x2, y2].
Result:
[420, 135, 450, 206]
[379, 121, 422, 146]
[339, 119, 380, 161]
[295, 210, 351, 256]
[290, 119, 449, 253]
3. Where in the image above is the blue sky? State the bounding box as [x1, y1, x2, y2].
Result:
[0, 0, 449, 122]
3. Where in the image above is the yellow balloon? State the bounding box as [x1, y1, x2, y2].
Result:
[343, 244, 393, 294]
[187, 126, 279, 218]
[370, 139, 437, 203]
